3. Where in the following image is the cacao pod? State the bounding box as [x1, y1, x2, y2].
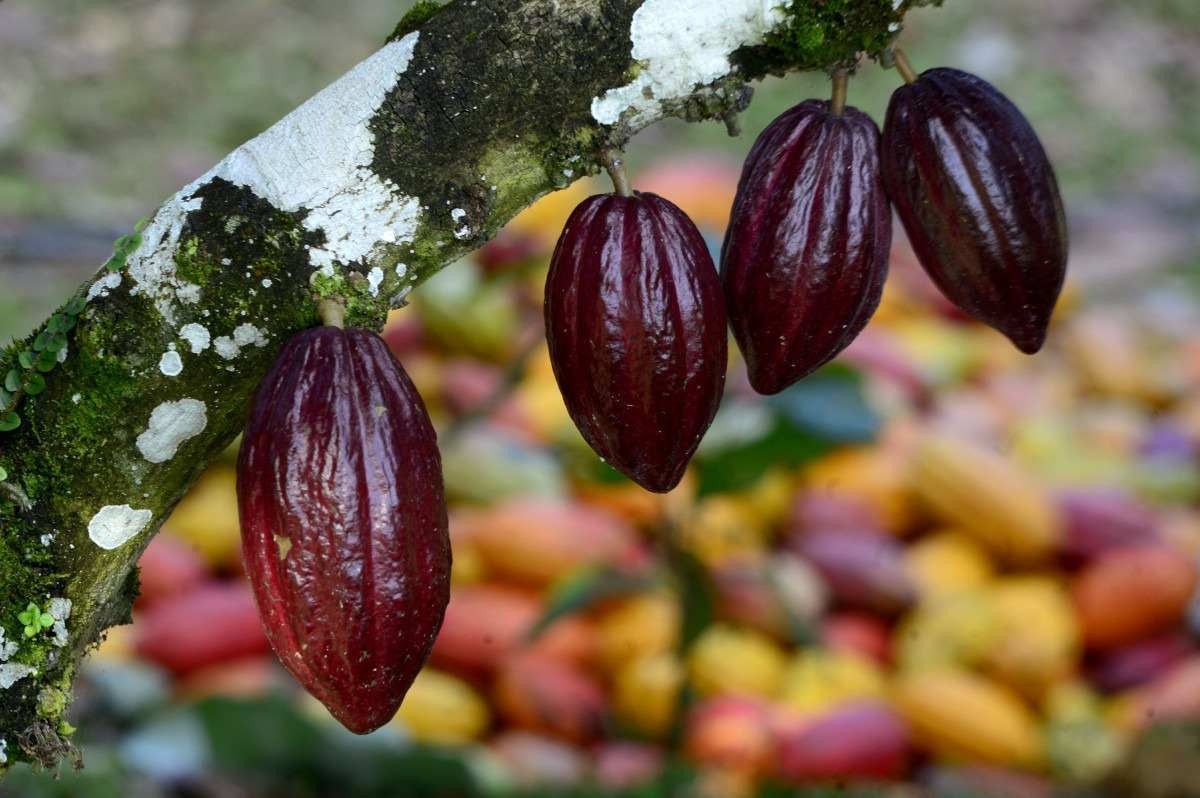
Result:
[882, 67, 1067, 353]
[775, 701, 911, 783]
[790, 528, 916, 615]
[893, 670, 1046, 769]
[910, 433, 1060, 564]
[544, 191, 727, 492]
[1089, 634, 1195, 693]
[238, 326, 450, 734]
[722, 100, 891, 393]
[134, 582, 269, 675]
[1072, 544, 1197, 650]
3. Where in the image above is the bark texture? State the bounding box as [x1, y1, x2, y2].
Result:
[0, 0, 931, 770]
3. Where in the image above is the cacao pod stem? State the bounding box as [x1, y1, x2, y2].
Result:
[602, 149, 634, 198]
[317, 298, 346, 328]
[891, 47, 918, 85]
[829, 70, 849, 116]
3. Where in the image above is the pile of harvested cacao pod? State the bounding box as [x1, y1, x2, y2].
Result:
[94, 49, 1200, 798]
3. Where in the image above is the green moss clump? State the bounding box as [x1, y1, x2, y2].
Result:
[388, 0, 443, 43]
[734, 0, 914, 77]
[309, 270, 387, 329]
[36, 685, 69, 719]
[174, 235, 215, 286]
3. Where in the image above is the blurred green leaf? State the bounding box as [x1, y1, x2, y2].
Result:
[0, 412, 20, 431]
[528, 566, 652, 641]
[663, 541, 715, 651]
[694, 417, 827, 495]
[24, 373, 46, 396]
[192, 695, 481, 797]
[194, 694, 326, 776]
[0, 749, 132, 798]
[767, 364, 880, 443]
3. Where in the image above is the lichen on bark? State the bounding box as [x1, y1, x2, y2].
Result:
[0, 0, 931, 772]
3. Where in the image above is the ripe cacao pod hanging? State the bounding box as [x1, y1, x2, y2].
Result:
[722, 99, 891, 395]
[238, 325, 450, 734]
[881, 67, 1068, 353]
[545, 191, 727, 493]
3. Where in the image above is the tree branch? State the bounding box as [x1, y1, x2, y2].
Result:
[0, 0, 925, 770]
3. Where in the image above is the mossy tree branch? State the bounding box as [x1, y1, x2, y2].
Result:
[0, 0, 928, 771]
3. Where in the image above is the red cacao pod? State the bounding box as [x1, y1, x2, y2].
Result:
[1057, 487, 1160, 566]
[545, 192, 727, 492]
[882, 68, 1067, 353]
[135, 534, 209, 610]
[134, 582, 269, 675]
[722, 100, 891, 394]
[1089, 634, 1195, 693]
[238, 326, 450, 734]
[790, 528, 916, 615]
[775, 701, 911, 783]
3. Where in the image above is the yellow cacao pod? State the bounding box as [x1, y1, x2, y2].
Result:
[911, 434, 1060, 564]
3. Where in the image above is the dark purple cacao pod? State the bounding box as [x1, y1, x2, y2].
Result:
[722, 100, 891, 395]
[882, 67, 1068, 353]
[237, 326, 450, 734]
[545, 192, 726, 493]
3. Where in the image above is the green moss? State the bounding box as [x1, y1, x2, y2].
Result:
[734, 0, 913, 77]
[174, 235, 215, 285]
[36, 685, 69, 719]
[477, 141, 552, 223]
[387, 0, 443, 43]
[309, 269, 387, 329]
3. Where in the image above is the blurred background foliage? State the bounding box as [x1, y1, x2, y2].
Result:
[2, 1, 1200, 797]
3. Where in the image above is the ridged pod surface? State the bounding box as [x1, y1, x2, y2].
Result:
[238, 326, 450, 734]
[722, 100, 891, 395]
[882, 67, 1067, 353]
[545, 192, 726, 493]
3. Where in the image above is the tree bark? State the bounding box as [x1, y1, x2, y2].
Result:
[0, 0, 928, 770]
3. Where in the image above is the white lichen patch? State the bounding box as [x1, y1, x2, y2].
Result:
[136, 398, 207, 463]
[367, 266, 384, 296]
[233, 322, 267, 347]
[210, 32, 424, 271]
[0, 664, 36, 690]
[213, 336, 239, 359]
[87, 272, 122, 301]
[159, 350, 184, 376]
[39, 531, 55, 547]
[451, 207, 471, 240]
[116, 32, 424, 323]
[180, 322, 211, 353]
[88, 504, 153, 550]
[122, 194, 204, 323]
[591, 0, 786, 126]
[176, 283, 202, 304]
[48, 598, 72, 647]
[0, 628, 17, 661]
[213, 323, 268, 360]
[0, 738, 6, 765]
